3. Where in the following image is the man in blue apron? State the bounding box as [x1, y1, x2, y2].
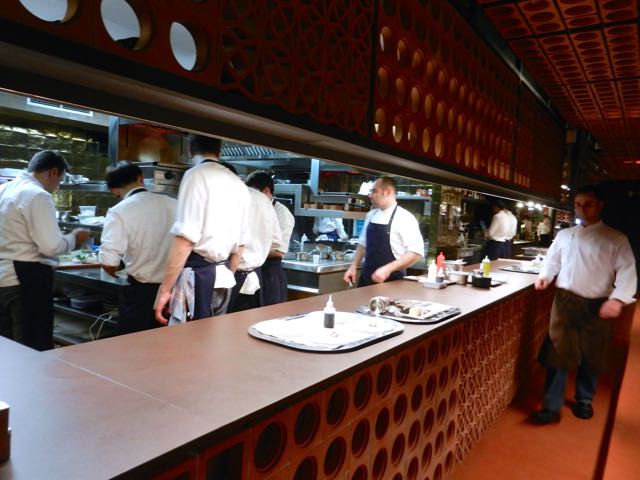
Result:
[344, 177, 424, 287]
[0, 150, 89, 350]
[154, 135, 251, 324]
[99, 161, 176, 334]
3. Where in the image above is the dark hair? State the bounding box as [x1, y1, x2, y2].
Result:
[491, 200, 506, 210]
[105, 161, 143, 189]
[245, 170, 274, 194]
[377, 176, 397, 192]
[27, 150, 70, 174]
[575, 184, 603, 201]
[187, 134, 222, 157]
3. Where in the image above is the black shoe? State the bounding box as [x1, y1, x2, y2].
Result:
[530, 408, 561, 424]
[572, 402, 593, 419]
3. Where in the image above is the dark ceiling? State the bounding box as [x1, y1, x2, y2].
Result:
[475, 0, 639, 180]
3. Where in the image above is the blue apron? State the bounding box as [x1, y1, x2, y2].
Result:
[358, 205, 404, 287]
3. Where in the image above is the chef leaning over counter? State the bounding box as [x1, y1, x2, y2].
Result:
[0, 150, 89, 351]
[99, 161, 176, 335]
[344, 176, 424, 287]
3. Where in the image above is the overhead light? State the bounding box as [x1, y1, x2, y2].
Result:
[575, 218, 581, 225]
[527, 201, 534, 207]
[560, 184, 570, 190]
[516, 202, 524, 208]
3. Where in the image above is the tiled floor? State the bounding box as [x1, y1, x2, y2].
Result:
[452, 305, 639, 480]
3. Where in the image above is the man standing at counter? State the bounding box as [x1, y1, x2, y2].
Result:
[484, 200, 511, 260]
[99, 161, 176, 334]
[531, 185, 636, 424]
[0, 150, 89, 350]
[245, 170, 294, 305]
[154, 134, 250, 324]
[344, 176, 423, 287]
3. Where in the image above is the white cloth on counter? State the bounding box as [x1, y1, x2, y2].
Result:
[0, 172, 76, 287]
[99, 188, 176, 284]
[538, 221, 637, 304]
[167, 267, 195, 325]
[273, 200, 295, 253]
[358, 202, 424, 257]
[487, 210, 512, 242]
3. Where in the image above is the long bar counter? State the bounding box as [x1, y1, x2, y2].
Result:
[0, 261, 553, 479]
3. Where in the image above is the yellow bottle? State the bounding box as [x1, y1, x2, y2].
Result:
[481, 256, 491, 277]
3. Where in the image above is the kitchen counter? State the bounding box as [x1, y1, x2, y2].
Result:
[1, 260, 553, 479]
[282, 257, 353, 274]
[282, 256, 359, 295]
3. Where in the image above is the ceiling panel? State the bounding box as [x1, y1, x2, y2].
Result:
[477, 0, 640, 179]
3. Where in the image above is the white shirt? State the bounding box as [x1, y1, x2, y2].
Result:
[273, 201, 294, 253]
[487, 210, 511, 242]
[505, 210, 518, 240]
[537, 218, 552, 235]
[0, 172, 76, 287]
[538, 221, 637, 304]
[98, 188, 176, 283]
[314, 217, 348, 239]
[358, 202, 424, 258]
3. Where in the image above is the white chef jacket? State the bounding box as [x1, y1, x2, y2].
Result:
[98, 188, 177, 284]
[537, 218, 552, 235]
[505, 210, 518, 240]
[538, 221, 637, 304]
[487, 210, 511, 242]
[358, 202, 424, 258]
[313, 217, 348, 239]
[171, 157, 251, 288]
[0, 172, 76, 287]
[273, 201, 294, 253]
[237, 188, 283, 294]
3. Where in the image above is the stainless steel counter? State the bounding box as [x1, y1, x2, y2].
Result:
[282, 258, 359, 295]
[281, 257, 353, 273]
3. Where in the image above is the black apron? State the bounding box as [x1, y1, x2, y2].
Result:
[358, 206, 404, 287]
[184, 251, 219, 320]
[13, 260, 54, 351]
[484, 239, 507, 260]
[261, 257, 288, 305]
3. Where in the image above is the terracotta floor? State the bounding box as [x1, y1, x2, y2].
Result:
[452, 305, 639, 480]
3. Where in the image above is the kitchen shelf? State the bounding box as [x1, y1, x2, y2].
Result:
[59, 182, 110, 192]
[58, 221, 103, 232]
[295, 208, 368, 219]
[53, 302, 118, 326]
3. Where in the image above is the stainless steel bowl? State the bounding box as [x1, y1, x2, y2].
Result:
[449, 271, 469, 285]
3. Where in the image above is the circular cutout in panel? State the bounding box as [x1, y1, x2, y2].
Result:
[437, 69, 448, 90]
[396, 353, 410, 385]
[375, 407, 390, 439]
[459, 84, 467, 103]
[395, 77, 407, 106]
[423, 408, 435, 436]
[294, 456, 318, 480]
[377, 67, 390, 98]
[397, 39, 410, 66]
[426, 61, 436, 84]
[409, 419, 421, 449]
[354, 373, 373, 411]
[434, 463, 444, 480]
[436, 399, 447, 425]
[412, 49, 425, 78]
[254, 421, 287, 472]
[473, 150, 480, 170]
[379, 26, 392, 53]
[352, 465, 368, 480]
[294, 402, 320, 447]
[434, 133, 444, 158]
[457, 114, 465, 136]
[446, 419, 456, 443]
[351, 418, 371, 458]
[449, 77, 459, 97]
[101, 0, 147, 50]
[170, 22, 203, 71]
[392, 115, 404, 143]
[424, 94, 434, 120]
[439, 366, 449, 390]
[391, 433, 406, 465]
[445, 451, 455, 475]
[19, 0, 77, 22]
[408, 123, 418, 148]
[326, 387, 349, 427]
[410, 86, 421, 113]
[447, 108, 456, 131]
[374, 108, 387, 137]
[435, 431, 445, 456]
[408, 456, 419, 480]
[422, 128, 431, 153]
[436, 102, 445, 127]
[376, 363, 393, 397]
[324, 436, 347, 479]
[422, 442, 433, 471]
[450, 358, 460, 381]
[427, 339, 438, 365]
[411, 384, 423, 412]
[393, 393, 408, 425]
[455, 142, 463, 164]
[372, 448, 388, 480]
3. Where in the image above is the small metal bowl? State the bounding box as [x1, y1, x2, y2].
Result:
[448, 271, 469, 285]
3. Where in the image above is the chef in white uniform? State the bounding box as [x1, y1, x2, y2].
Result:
[245, 170, 294, 305]
[99, 161, 176, 334]
[0, 150, 89, 350]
